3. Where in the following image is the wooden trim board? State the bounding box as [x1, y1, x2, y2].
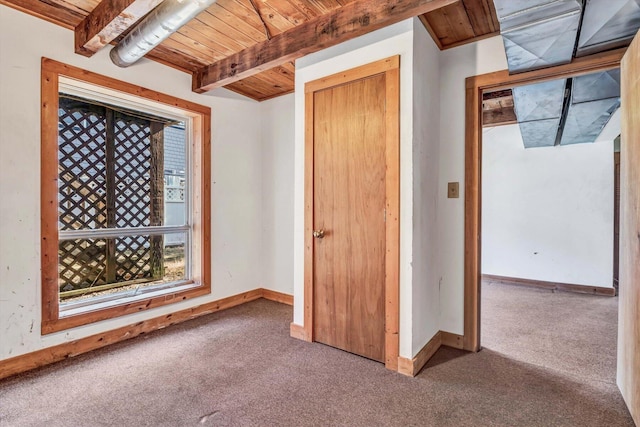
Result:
[304, 56, 399, 94]
[463, 48, 625, 352]
[0, 0, 81, 30]
[619, 32, 640, 425]
[483, 275, 616, 296]
[74, 0, 164, 57]
[302, 56, 400, 372]
[398, 331, 442, 377]
[289, 323, 309, 341]
[261, 289, 294, 305]
[396, 331, 465, 377]
[0, 288, 292, 380]
[441, 331, 464, 350]
[384, 61, 401, 372]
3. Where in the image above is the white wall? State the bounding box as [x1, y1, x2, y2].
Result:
[260, 94, 295, 295]
[410, 20, 442, 354]
[0, 6, 263, 360]
[0, 3, 620, 366]
[482, 124, 614, 287]
[292, 20, 418, 358]
[437, 36, 508, 335]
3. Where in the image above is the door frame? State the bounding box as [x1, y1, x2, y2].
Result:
[614, 149, 621, 293]
[463, 48, 626, 352]
[303, 55, 401, 371]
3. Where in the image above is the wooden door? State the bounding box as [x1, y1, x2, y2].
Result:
[619, 31, 640, 426]
[312, 74, 387, 362]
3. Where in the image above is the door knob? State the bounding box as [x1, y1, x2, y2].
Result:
[313, 229, 325, 239]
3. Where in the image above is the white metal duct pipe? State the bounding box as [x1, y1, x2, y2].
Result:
[110, 0, 217, 67]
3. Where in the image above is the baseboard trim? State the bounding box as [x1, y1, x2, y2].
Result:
[289, 323, 310, 341]
[397, 331, 442, 377]
[0, 288, 292, 380]
[441, 331, 464, 349]
[483, 275, 616, 296]
[290, 327, 466, 375]
[261, 289, 293, 305]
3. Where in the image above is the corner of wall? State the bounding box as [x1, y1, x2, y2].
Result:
[409, 17, 443, 357]
[259, 94, 296, 296]
[436, 36, 507, 336]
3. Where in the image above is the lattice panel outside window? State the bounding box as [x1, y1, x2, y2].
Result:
[58, 239, 107, 291]
[115, 236, 152, 281]
[58, 107, 107, 231]
[57, 98, 164, 293]
[114, 116, 151, 228]
[113, 116, 153, 282]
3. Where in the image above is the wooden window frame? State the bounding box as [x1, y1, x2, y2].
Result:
[301, 56, 400, 371]
[463, 48, 625, 351]
[41, 58, 211, 334]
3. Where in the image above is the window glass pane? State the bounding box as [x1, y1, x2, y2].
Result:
[57, 101, 107, 231]
[56, 96, 191, 308]
[59, 232, 187, 304]
[163, 237, 186, 284]
[57, 98, 189, 232]
[58, 238, 107, 291]
[164, 123, 187, 226]
[164, 123, 186, 174]
[114, 113, 153, 228]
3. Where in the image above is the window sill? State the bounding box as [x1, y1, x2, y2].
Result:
[60, 280, 197, 317]
[41, 282, 210, 335]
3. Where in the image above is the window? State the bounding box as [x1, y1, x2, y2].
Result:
[41, 58, 211, 334]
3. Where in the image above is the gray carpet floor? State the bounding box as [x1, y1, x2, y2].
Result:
[481, 280, 620, 386]
[0, 283, 634, 426]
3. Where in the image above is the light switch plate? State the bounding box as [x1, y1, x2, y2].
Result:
[448, 182, 459, 198]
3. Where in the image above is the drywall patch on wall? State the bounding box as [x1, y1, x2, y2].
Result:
[482, 124, 614, 288]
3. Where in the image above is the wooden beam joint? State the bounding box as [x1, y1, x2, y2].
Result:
[193, 0, 458, 93]
[75, 0, 164, 57]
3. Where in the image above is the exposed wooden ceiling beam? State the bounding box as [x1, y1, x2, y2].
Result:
[0, 0, 84, 29]
[482, 89, 516, 127]
[75, 0, 164, 57]
[483, 89, 512, 100]
[192, 0, 458, 93]
[483, 108, 517, 127]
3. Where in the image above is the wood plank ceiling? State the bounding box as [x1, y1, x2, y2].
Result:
[1, 0, 499, 101]
[420, 0, 499, 49]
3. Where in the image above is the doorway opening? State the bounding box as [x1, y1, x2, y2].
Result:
[462, 47, 625, 352]
[479, 71, 621, 381]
